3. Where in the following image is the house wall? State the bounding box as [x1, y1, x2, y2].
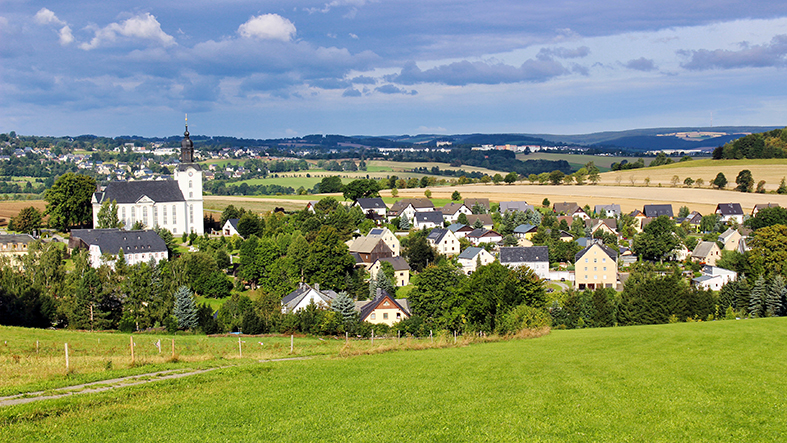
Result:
[575, 244, 617, 289]
[458, 250, 495, 274]
[502, 261, 550, 280]
[366, 307, 408, 326]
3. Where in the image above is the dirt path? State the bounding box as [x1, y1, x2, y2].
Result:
[0, 357, 315, 407]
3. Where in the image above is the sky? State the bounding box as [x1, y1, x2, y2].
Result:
[1, 1, 787, 139]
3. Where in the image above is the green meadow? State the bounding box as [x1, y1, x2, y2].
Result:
[2, 318, 786, 441]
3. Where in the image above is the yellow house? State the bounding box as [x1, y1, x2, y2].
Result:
[357, 289, 411, 326]
[574, 242, 618, 290]
[368, 256, 411, 287]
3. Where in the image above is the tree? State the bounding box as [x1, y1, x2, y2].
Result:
[408, 263, 465, 329]
[398, 216, 411, 230]
[756, 180, 767, 194]
[391, 188, 399, 198]
[749, 224, 787, 276]
[542, 198, 550, 207]
[492, 173, 503, 184]
[549, 170, 565, 185]
[632, 216, 678, 262]
[735, 169, 754, 193]
[406, 235, 436, 272]
[342, 178, 381, 201]
[173, 285, 198, 330]
[778, 177, 787, 195]
[683, 177, 694, 187]
[318, 176, 343, 193]
[457, 213, 468, 225]
[96, 199, 123, 229]
[451, 190, 461, 201]
[304, 226, 356, 291]
[695, 178, 705, 188]
[574, 168, 588, 185]
[749, 276, 767, 318]
[504, 172, 518, 184]
[10, 206, 42, 234]
[746, 206, 787, 230]
[678, 206, 690, 218]
[424, 189, 432, 199]
[766, 275, 785, 317]
[331, 291, 358, 330]
[711, 172, 727, 190]
[369, 269, 396, 299]
[44, 173, 96, 231]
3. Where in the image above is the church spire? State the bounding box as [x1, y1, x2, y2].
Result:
[180, 114, 194, 164]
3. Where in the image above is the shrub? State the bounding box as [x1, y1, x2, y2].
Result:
[496, 305, 551, 335]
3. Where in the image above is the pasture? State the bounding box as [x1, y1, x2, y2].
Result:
[1, 319, 785, 441]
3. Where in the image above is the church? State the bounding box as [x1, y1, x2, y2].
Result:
[92, 120, 204, 235]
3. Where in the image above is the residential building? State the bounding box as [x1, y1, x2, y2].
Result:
[586, 219, 618, 237]
[691, 241, 722, 266]
[594, 204, 622, 218]
[354, 198, 388, 217]
[499, 201, 534, 213]
[715, 203, 744, 224]
[92, 123, 203, 235]
[368, 256, 411, 287]
[513, 223, 538, 240]
[70, 228, 168, 269]
[0, 234, 35, 263]
[553, 202, 588, 219]
[465, 214, 494, 230]
[440, 203, 472, 224]
[574, 243, 618, 289]
[718, 228, 742, 251]
[413, 211, 444, 230]
[466, 228, 503, 246]
[388, 198, 434, 221]
[348, 237, 393, 266]
[751, 203, 779, 217]
[357, 289, 410, 326]
[426, 228, 460, 256]
[457, 247, 496, 275]
[643, 204, 673, 218]
[692, 266, 737, 291]
[281, 283, 338, 313]
[366, 227, 400, 256]
[222, 218, 240, 237]
[499, 246, 550, 280]
[447, 223, 474, 239]
[464, 198, 490, 212]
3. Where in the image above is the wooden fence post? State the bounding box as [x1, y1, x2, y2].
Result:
[171, 339, 175, 358]
[64, 343, 69, 371]
[130, 336, 135, 365]
[371, 330, 374, 346]
[290, 335, 294, 354]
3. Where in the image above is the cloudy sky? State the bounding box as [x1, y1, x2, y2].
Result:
[2, 1, 787, 138]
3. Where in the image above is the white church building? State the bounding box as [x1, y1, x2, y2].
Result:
[92, 120, 204, 235]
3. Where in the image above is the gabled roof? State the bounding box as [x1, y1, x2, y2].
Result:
[348, 236, 389, 254]
[465, 214, 494, 226]
[553, 202, 580, 214]
[464, 198, 490, 210]
[281, 283, 338, 311]
[692, 241, 719, 259]
[457, 247, 487, 260]
[499, 201, 533, 213]
[594, 204, 621, 215]
[715, 203, 743, 216]
[575, 243, 618, 262]
[414, 211, 444, 225]
[441, 202, 469, 215]
[718, 228, 740, 242]
[95, 180, 185, 204]
[359, 289, 410, 321]
[447, 223, 466, 232]
[355, 198, 387, 210]
[427, 228, 451, 243]
[0, 234, 36, 245]
[643, 204, 673, 218]
[467, 228, 501, 239]
[513, 223, 537, 234]
[225, 218, 239, 231]
[752, 203, 779, 215]
[390, 198, 434, 213]
[500, 246, 549, 263]
[70, 229, 167, 255]
[372, 256, 411, 271]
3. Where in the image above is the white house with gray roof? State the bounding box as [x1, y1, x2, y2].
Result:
[70, 228, 168, 269]
[499, 246, 550, 279]
[281, 283, 338, 313]
[457, 247, 495, 275]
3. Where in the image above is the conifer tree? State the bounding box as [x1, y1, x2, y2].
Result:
[173, 285, 198, 330]
[766, 275, 785, 317]
[749, 276, 767, 318]
[331, 291, 357, 323]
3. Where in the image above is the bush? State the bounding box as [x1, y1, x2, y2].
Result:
[496, 305, 551, 334]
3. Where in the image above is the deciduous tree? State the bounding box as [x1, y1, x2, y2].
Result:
[44, 173, 96, 231]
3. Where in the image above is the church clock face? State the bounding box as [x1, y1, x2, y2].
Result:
[188, 172, 193, 177]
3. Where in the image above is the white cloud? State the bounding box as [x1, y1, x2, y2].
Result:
[306, 0, 372, 15]
[34, 8, 65, 26]
[80, 13, 175, 50]
[349, 33, 359, 39]
[238, 14, 296, 42]
[58, 25, 74, 45]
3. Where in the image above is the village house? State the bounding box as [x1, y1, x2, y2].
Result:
[354, 198, 388, 218]
[718, 228, 742, 251]
[465, 214, 494, 230]
[553, 202, 589, 219]
[715, 203, 744, 224]
[426, 228, 461, 256]
[347, 236, 393, 267]
[464, 198, 490, 212]
[643, 204, 673, 218]
[388, 198, 435, 221]
[0, 234, 36, 264]
[69, 228, 168, 269]
[594, 204, 622, 218]
[366, 227, 400, 256]
[574, 243, 618, 290]
[413, 211, 444, 230]
[692, 266, 737, 291]
[586, 219, 618, 237]
[466, 228, 503, 246]
[447, 223, 474, 239]
[691, 241, 722, 266]
[440, 203, 473, 224]
[751, 203, 779, 217]
[222, 218, 240, 237]
[513, 223, 538, 240]
[457, 247, 496, 275]
[499, 201, 534, 213]
[368, 256, 411, 287]
[356, 289, 410, 326]
[499, 246, 550, 280]
[281, 283, 338, 313]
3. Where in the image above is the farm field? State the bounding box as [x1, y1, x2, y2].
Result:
[1, 319, 785, 441]
[516, 152, 685, 171]
[391, 183, 787, 215]
[600, 158, 787, 191]
[0, 199, 46, 226]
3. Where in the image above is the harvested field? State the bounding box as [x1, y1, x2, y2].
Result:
[0, 200, 46, 226]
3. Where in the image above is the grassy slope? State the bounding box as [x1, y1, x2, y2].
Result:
[2, 318, 786, 442]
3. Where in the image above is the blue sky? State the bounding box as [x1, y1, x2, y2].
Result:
[2, 1, 787, 138]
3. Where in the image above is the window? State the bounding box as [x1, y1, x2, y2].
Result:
[370, 313, 376, 320]
[383, 313, 388, 320]
[163, 206, 167, 225]
[172, 205, 177, 224]
[189, 205, 194, 224]
[122, 207, 126, 221]
[143, 207, 148, 226]
[189, 192, 193, 198]
[189, 180, 192, 189]
[396, 313, 401, 319]
[603, 267, 607, 271]
[153, 206, 158, 226]
[602, 258, 606, 263]
[585, 258, 588, 263]
[594, 267, 597, 271]
[594, 275, 598, 279]
[584, 267, 588, 271]
[131, 207, 136, 223]
[603, 275, 607, 280]
[594, 258, 597, 263]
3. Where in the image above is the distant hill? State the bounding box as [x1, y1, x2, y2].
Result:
[588, 134, 744, 152]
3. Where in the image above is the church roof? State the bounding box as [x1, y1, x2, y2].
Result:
[70, 229, 167, 256]
[96, 180, 185, 204]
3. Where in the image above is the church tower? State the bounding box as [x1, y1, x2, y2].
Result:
[174, 115, 204, 234]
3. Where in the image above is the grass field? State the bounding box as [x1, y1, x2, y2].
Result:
[1, 319, 785, 441]
[516, 152, 685, 172]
